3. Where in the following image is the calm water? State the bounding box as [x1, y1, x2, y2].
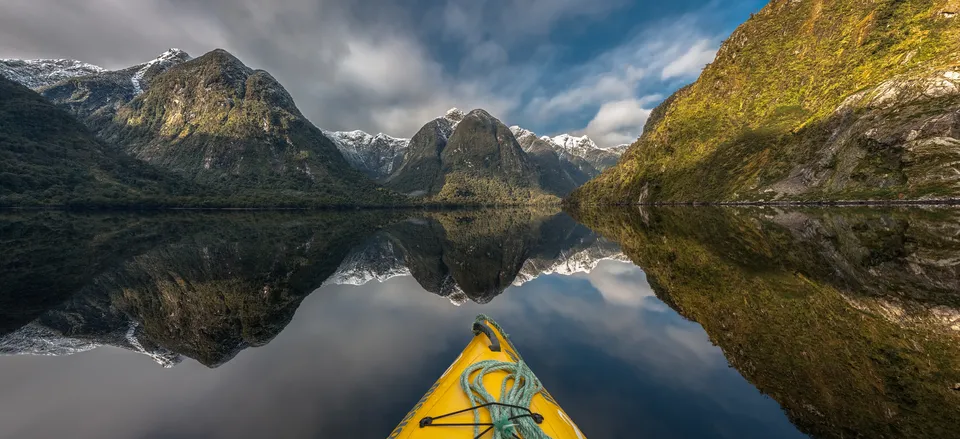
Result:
[1, 207, 958, 439]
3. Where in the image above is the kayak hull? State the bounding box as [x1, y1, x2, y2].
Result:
[388, 317, 585, 438]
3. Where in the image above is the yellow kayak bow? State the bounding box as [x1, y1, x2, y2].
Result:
[388, 315, 586, 439]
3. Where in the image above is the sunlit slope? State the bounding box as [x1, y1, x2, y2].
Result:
[571, 0, 960, 204]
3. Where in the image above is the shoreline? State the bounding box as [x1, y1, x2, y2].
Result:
[568, 198, 960, 208]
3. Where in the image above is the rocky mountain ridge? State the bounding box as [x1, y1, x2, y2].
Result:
[2, 48, 396, 206]
[0, 58, 105, 89]
[2, 47, 622, 206]
[34, 49, 192, 130]
[323, 130, 409, 180]
[324, 110, 626, 191]
[510, 127, 627, 171]
[382, 108, 558, 203]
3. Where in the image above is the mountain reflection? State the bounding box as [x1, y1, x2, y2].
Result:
[571, 205, 960, 439]
[0, 209, 624, 367]
[4, 207, 960, 439]
[326, 209, 626, 304]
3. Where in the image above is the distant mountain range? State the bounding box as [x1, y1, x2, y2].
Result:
[1, 49, 625, 206]
[325, 108, 627, 197]
[0, 210, 625, 367]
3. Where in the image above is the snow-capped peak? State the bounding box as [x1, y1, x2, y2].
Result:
[0, 58, 105, 89]
[444, 108, 466, 127]
[609, 143, 630, 154]
[130, 48, 192, 96]
[324, 129, 410, 180]
[509, 125, 537, 143]
[549, 133, 601, 154]
[155, 48, 190, 63]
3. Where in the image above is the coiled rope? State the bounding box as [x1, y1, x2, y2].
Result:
[460, 315, 552, 439]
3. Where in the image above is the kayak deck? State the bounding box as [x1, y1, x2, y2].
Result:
[388, 316, 585, 438]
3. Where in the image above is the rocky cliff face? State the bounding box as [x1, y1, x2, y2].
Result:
[381, 109, 463, 196]
[572, 0, 960, 204]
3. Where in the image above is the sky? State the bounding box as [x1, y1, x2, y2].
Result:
[0, 0, 768, 147]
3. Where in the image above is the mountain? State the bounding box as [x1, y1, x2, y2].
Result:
[326, 210, 627, 304]
[36, 49, 191, 131]
[510, 126, 625, 196]
[571, 0, 960, 205]
[0, 75, 189, 206]
[4, 48, 397, 206]
[327, 114, 625, 197]
[97, 49, 394, 206]
[381, 108, 462, 195]
[384, 108, 557, 203]
[324, 130, 409, 180]
[547, 133, 627, 171]
[0, 58, 105, 89]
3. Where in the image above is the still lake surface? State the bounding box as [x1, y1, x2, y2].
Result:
[1, 207, 958, 439]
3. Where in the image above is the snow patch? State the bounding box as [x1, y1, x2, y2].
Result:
[0, 58, 105, 89]
[324, 129, 410, 179]
[0, 322, 101, 356]
[125, 321, 182, 368]
[444, 107, 466, 128]
[130, 48, 191, 96]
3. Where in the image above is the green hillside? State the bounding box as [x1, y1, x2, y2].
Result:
[571, 0, 960, 205]
[103, 49, 398, 207]
[0, 75, 190, 207]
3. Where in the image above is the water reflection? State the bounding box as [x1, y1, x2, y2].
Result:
[2, 206, 958, 438]
[571, 205, 960, 439]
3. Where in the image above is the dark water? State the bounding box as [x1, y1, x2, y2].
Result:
[1, 207, 958, 439]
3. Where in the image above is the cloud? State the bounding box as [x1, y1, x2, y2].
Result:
[583, 99, 653, 147]
[661, 39, 718, 79]
[577, 260, 660, 308]
[0, 0, 741, 144]
[522, 11, 727, 147]
[438, 0, 629, 44]
[531, 66, 647, 119]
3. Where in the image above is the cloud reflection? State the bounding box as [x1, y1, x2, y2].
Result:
[0, 256, 803, 439]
